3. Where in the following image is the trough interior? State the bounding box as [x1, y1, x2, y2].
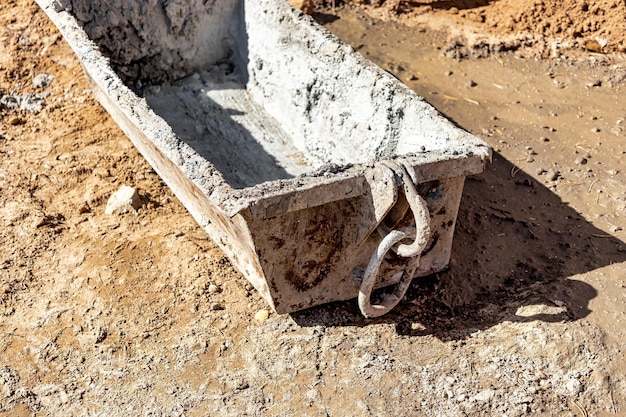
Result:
[143, 69, 313, 189]
[65, 0, 469, 189]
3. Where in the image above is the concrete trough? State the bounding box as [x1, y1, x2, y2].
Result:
[37, 0, 491, 316]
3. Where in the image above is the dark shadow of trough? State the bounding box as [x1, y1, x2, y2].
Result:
[292, 151, 625, 338]
[397, 0, 497, 11]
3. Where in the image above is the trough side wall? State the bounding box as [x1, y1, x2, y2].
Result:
[58, 0, 239, 84]
[242, 0, 482, 168]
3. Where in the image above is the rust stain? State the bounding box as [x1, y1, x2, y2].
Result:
[284, 206, 346, 292]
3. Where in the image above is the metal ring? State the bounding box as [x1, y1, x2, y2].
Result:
[358, 230, 415, 318]
[382, 162, 431, 258]
[358, 161, 432, 318]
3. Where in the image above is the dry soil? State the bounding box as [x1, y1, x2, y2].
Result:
[1, 0, 625, 416]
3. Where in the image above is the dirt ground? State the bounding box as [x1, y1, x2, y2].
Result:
[1, 0, 625, 416]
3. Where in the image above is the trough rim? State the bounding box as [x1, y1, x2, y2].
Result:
[35, 0, 491, 220]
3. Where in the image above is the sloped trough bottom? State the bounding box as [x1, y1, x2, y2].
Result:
[38, 0, 490, 316]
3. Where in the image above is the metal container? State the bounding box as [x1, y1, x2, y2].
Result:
[37, 0, 490, 316]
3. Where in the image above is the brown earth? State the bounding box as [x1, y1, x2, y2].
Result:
[311, 0, 626, 54]
[2, 0, 626, 416]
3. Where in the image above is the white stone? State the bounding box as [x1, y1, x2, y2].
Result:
[33, 73, 55, 89]
[565, 378, 582, 395]
[474, 389, 496, 403]
[254, 309, 269, 321]
[105, 185, 142, 215]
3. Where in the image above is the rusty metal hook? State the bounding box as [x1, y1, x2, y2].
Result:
[358, 161, 431, 318]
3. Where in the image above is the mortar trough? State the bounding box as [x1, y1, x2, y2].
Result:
[37, 0, 491, 317]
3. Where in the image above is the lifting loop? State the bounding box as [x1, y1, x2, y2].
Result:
[358, 162, 431, 318]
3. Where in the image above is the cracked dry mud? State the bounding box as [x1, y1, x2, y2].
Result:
[1, 0, 625, 416]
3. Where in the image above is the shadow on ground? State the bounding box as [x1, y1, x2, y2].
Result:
[311, 11, 341, 24]
[292, 151, 625, 338]
[379, 0, 497, 12]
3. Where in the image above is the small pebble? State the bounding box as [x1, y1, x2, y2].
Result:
[93, 167, 110, 178]
[540, 136, 550, 142]
[575, 156, 588, 165]
[105, 185, 142, 215]
[586, 80, 601, 88]
[565, 379, 582, 395]
[445, 70, 453, 76]
[474, 389, 495, 402]
[254, 309, 270, 321]
[467, 80, 477, 87]
[78, 203, 91, 214]
[208, 284, 220, 294]
[591, 127, 601, 133]
[33, 73, 55, 89]
[210, 302, 225, 311]
[547, 169, 560, 181]
[8, 116, 23, 126]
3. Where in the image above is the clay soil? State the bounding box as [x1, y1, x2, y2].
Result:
[1, 0, 625, 416]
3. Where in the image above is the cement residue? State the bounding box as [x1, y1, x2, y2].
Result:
[144, 68, 317, 189]
[58, 0, 239, 83]
[244, 1, 484, 169]
[0, 93, 48, 113]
